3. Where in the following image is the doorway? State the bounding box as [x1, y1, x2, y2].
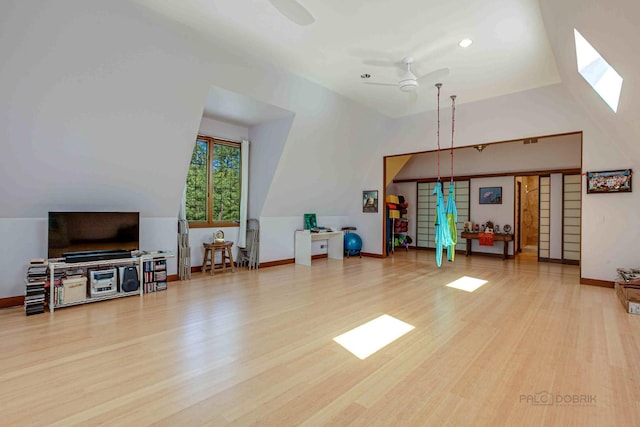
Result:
[515, 175, 540, 259]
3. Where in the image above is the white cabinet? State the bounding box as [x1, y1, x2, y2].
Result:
[294, 230, 343, 266]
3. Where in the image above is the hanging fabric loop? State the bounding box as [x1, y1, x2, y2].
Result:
[445, 95, 458, 262]
[432, 83, 452, 267]
[445, 182, 457, 262]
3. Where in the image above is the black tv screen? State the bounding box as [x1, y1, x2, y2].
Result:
[48, 212, 140, 258]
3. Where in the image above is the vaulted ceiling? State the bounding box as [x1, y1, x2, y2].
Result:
[133, 0, 561, 120]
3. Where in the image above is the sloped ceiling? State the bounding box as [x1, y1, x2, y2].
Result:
[132, 0, 640, 162]
[0, 1, 209, 218]
[202, 85, 292, 127]
[132, 0, 560, 118]
[538, 0, 640, 164]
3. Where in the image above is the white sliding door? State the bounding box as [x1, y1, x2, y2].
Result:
[563, 174, 581, 264]
[416, 182, 436, 248]
[417, 181, 469, 250]
[538, 176, 551, 259]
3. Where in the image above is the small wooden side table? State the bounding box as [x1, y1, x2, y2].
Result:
[202, 241, 235, 275]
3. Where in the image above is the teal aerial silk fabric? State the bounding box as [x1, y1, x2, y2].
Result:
[445, 182, 458, 262]
[433, 182, 454, 267]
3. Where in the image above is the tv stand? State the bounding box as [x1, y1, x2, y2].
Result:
[46, 252, 173, 312]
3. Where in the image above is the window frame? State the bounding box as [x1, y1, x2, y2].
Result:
[187, 135, 241, 228]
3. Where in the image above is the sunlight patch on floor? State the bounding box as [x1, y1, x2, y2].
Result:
[446, 276, 488, 292]
[333, 314, 415, 360]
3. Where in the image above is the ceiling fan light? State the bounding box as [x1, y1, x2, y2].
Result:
[399, 79, 418, 92]
[459, 38, 473, 48]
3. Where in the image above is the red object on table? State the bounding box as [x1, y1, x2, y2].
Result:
[478, 232, 494, 246]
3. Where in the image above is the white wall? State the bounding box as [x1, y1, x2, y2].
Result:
[199, 117, 249, 141]
[0, 0, 209, 298]
[539, 0, 640, 163]
[0, 0, 208, 219]
[139, 218, 179, 274]
[248, 115, 294, 219]
[384, 85, 591, 158]
[538, 0, 640, 282]
[395, 133, 581, 180]
[0, 219, 47, 298]
[249, 77, 390, 256]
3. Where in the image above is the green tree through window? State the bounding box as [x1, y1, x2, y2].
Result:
[185, 136, 241, 226]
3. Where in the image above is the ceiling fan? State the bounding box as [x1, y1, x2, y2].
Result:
[364, 57, 450, 95]
[268, 0, 315, 26]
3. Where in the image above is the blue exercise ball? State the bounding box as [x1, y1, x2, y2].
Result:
[344, 232, 362, 255]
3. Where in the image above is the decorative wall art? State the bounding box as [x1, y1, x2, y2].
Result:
[479, 187, 502, 205]
[363, 190, 378, 213]
[587, 169, 632, 193]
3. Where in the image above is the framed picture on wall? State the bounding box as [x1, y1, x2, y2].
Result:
[586, 169, 632, 193]
[363, 190, 378, 213]
[479, 187, 502, 204]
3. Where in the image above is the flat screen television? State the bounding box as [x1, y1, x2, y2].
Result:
[48, 212, 140, 259]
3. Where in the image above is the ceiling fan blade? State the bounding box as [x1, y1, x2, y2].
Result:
[269, 0, 315, 26]
[364, 82, 398, 87]
[416, 67, 450, 84]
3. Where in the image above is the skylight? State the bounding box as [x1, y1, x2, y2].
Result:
[574, 28, 623, 112]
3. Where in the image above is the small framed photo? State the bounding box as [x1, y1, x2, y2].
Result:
[363, 190, 378, 213]
[303, 213, 317, 230]
[479, 187, 502, 204]
[587, 169, 632, 193]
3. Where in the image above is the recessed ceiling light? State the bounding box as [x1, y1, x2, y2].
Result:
[459, 38, 473, 48]
[360, 73, 371, 79]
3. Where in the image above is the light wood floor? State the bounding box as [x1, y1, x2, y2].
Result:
[1, 252, 639, 426]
